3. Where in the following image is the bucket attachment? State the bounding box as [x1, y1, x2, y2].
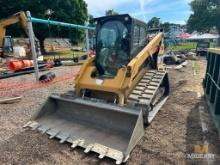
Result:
[24, 94, 144, 164]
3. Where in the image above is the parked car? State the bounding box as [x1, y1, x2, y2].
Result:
[196, 41, 210, 56]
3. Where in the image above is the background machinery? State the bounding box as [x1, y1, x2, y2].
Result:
[196, 40, 210, 56]
[25, 14, 170, 164]
[0, 11, 28, 57]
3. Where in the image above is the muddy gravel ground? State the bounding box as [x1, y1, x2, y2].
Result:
[0, 59, 220, 165]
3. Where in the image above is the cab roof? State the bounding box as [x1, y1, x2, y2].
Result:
[94, 14, 147, 26]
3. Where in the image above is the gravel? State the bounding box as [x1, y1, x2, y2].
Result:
[0, 60, 219, 165]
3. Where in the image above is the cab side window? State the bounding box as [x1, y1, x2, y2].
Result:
[131, 25, 140, 56]
[139, 26, 147, 47]
[131, 24, 147, 56]
[133, 25, 140, 48]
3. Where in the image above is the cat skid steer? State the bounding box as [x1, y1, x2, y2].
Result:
[24, 14, 169, 164]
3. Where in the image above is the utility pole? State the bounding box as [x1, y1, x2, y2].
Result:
[26, 11, 39, 81]
[85, 22, 90, 57]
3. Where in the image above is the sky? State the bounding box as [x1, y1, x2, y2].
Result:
[84, 0, 193, 25]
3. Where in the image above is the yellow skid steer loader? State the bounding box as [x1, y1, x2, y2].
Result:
[24, 14, 169, 164]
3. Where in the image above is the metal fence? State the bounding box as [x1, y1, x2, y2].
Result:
[204, 48, 220, 133]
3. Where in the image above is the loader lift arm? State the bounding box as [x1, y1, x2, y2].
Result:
[127, 32, 164, 87]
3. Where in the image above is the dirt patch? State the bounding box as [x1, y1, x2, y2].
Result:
[0, 59, 219, 164]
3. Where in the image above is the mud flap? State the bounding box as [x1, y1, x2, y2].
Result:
[24, 94, 144, 164]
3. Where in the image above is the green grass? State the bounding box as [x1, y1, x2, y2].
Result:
[44, 50, 86, 60]
[168, 42, 197, 51]
[210, 42, 216, 48]
[168, 42, 216, 51]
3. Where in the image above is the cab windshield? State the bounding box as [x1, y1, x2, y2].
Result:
[96, 21, 130, 77]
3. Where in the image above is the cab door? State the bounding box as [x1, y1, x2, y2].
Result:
[2, 36, 14, 56]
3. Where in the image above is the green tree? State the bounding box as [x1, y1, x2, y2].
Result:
[0, 0, 88, 54]
[161, 22, 171, 33]
[187, 0, 220, 34]
[105, 9, 119, 16]
[88, 14, 95, 24]
[147, 17, 161, 28]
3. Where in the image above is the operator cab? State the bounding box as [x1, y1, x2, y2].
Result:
[1, 36, 14, 57]
[94, 14, 148, 77]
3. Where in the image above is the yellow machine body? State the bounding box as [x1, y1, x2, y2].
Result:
[0, 11, 28, 56]
[75, 32, 164, 105]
